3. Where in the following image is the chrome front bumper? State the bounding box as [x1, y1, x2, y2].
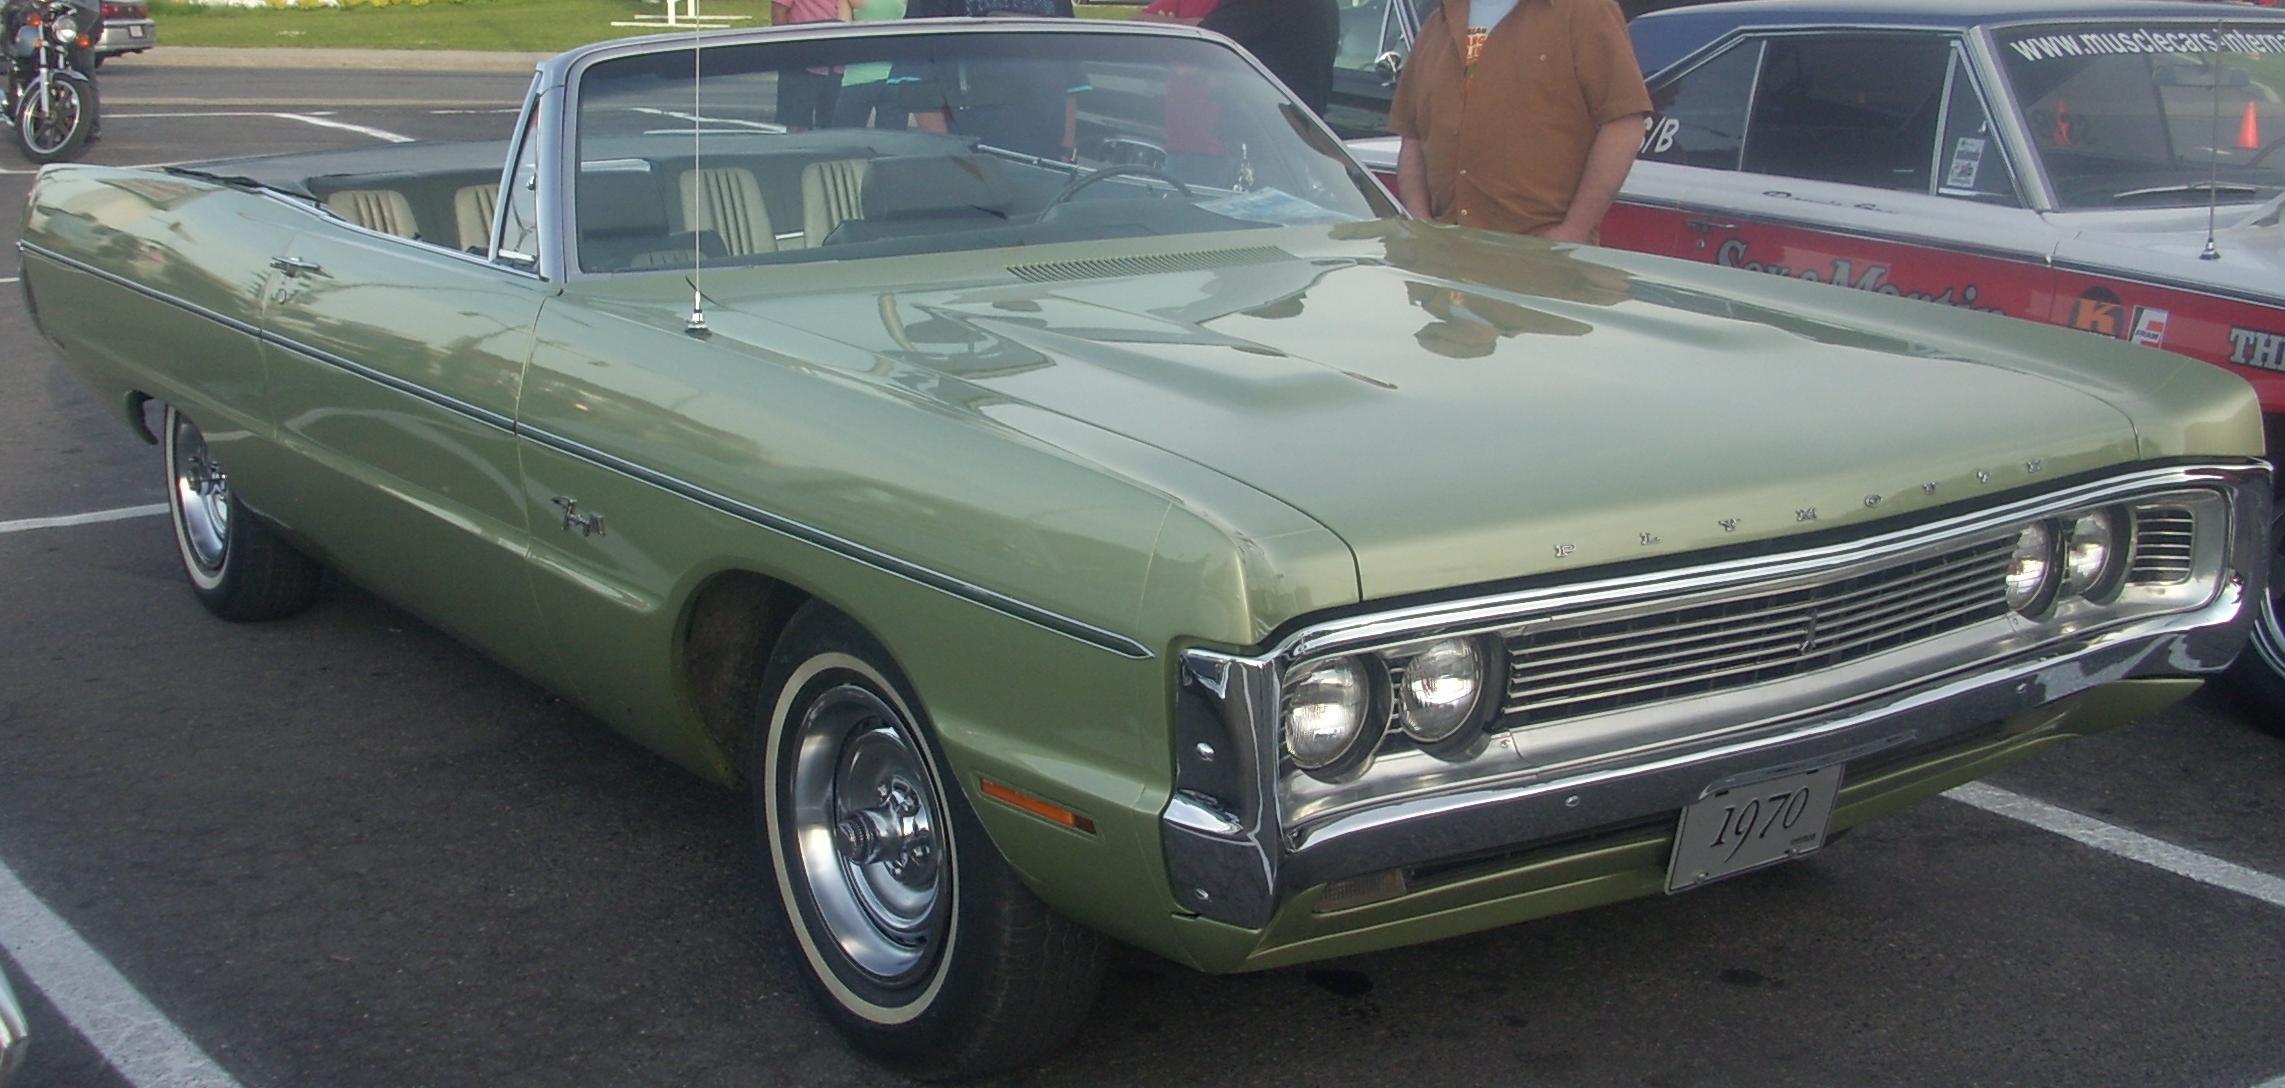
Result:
[1161, 468, 2270, 930]
[94, 18, 154, 55]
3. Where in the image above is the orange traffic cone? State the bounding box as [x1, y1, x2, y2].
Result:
[2238, 99, 2261, 150]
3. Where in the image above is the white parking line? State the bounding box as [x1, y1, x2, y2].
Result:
[0, 503, 166, 535]
[268, 113, 415, 144]
[0, 859, 247, 1088]
[0, 276, 17, 284]
[1946, 783, 2285, 910]
[98, 110, 416, 144]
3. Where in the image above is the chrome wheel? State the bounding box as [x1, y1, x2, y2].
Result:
[16, 78, 85, 159]
[170, 412, 230, 574]
[788, 683, 947, 984]
[2252, 508, 2285, 677]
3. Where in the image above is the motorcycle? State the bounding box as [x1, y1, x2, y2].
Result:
[2, 0, 97, 162]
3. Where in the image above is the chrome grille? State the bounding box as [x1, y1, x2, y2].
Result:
[2127, 507, 2195, 585]
[1501, 537, 2015, 725]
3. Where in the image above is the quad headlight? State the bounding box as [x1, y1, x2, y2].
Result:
[1397, 638, 1484, 743]
[2005, 521, 2059, 615]
[48, 14, 77, 43]
[2061, 508, 2127, 600]
[2008, 507, 2133, 617]
[1283, 656, 1374, 770]
[1283, 639, 1495, 774]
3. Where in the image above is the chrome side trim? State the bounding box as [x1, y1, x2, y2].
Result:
[22, 242, 519, 433]
[516, 426, 1155, 660]
[23, 240, 1154, 661]
[22, 240, 264, 339]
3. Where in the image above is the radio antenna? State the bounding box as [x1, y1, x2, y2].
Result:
[2202, 21, 2225, 262]
[686, 19, 713, 336]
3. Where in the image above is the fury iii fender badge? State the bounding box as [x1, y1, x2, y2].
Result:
[551, 496, 606, 538]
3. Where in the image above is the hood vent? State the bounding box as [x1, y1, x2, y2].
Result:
[1006, 246, 1292, 284]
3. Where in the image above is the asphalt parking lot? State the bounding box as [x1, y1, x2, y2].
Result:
[2, 54, 2284, 1088]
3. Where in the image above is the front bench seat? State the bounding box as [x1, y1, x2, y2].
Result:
[800, 159, 869, 250]
[453, 184, 499, 252]
[677, 167, 775, 257]
[325, 189, 419, 239]
[821, 155, 1014, 246]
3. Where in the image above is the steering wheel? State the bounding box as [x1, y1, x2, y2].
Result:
[1047, 164, 1194, 207]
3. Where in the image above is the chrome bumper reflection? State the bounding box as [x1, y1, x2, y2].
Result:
[1161, 469, 2269, 930]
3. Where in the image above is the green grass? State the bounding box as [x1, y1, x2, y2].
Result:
[147, 0, 1133, 52]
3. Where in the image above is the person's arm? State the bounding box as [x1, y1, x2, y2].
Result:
[1396, 137, 1433, 221]
[1132, 11, 1204, 23]
[1537, 113, 1641, 244]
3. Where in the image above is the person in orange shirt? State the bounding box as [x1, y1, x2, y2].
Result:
[1389, 0, 1650, 243]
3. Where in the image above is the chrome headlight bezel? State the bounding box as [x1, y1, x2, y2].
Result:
[1394, 636, 1489, 744]
[2061, 506, 2128, 603]
[1280, 654, 1382, 773]
[2005, 520, 2061, 616]
[48, 13, 77, 44]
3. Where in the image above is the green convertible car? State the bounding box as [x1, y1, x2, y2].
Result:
[19, 19, 2275, 1078]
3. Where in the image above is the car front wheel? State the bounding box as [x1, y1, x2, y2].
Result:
[2225, 503, 2285, 730]
[754, 604, 1107, 1080]
[164, 404, 321, 621]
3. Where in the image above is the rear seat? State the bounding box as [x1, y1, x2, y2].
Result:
[799, 159, 868, 250]
[325, 189, 419, 239]
[677, 167, 775, 257]
[453, 184, 499, 252]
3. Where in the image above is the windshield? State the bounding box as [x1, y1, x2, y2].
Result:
[1994, 22, 2285, 209]
[571, 28, 1393, 274]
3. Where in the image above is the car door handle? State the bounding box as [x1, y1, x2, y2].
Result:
[268, 256, 327, 277]
[1684, 218, 1740, 233]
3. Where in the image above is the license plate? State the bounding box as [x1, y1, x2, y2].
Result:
[1666, 766, 1839, 893]
[127, 25, 144, 36]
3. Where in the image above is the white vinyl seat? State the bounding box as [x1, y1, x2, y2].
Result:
[677, 167, 775, 257]
[325, 189, 418, 239]
[799, 159, 869, 250]
[453, 184, 499, 252]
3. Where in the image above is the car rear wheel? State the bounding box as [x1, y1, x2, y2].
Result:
[164, 404, 321, 621]
[754, 604, 1107, 1080]
[2224, 503, 2285, 730]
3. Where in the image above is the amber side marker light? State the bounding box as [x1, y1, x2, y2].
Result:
[979, 778, 1096, 834]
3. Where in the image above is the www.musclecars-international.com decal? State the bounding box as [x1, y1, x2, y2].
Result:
[2228, 325, 2285, 371]
[1715, 238, 2002, 312]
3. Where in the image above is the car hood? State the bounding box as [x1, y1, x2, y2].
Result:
[635, 221, 2199, 600]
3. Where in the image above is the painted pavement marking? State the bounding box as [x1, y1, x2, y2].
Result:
[0, 504, 166, 535]
[0, 858, 248, 1087]
[1946, 782, 2285, 911]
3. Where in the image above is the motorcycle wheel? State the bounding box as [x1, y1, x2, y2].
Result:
[15, 73, 95, 163]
